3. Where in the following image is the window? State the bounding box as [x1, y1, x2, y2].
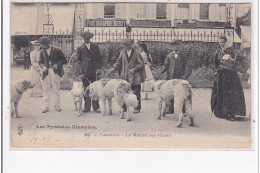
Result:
[200, 4, 209, 20]
[176, 4, 189, 19]
[219, 4, 227, 21]
[156, 3, 167, 19]
[104, 3, 115, 18]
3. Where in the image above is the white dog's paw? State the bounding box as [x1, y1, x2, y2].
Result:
[73, 108, 78, 111]
[101, 112, 106, 116]
[108, 111, 113, 115]
[127, 118, 131, 122]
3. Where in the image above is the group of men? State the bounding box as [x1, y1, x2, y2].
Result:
[37, 31, 191, 114]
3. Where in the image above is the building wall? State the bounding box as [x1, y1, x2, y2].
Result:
[80, 3, 236, 26]
[73, 3, 241, 47]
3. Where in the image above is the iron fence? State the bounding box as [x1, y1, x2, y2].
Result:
[85, 27, 226, 43]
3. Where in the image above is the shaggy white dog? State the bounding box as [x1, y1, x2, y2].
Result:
[85, 78, 138, 121]
[71, 81, 84, 117]
[154, 79, 194, 127]
[11, 80, 35, 118]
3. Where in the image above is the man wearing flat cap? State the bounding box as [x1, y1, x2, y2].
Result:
[76, 31, 102, 113]
[110, 38, 146, 114]
[38, 36, 67, 113]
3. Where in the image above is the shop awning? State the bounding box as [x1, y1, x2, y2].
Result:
[11, 3, 75, 36]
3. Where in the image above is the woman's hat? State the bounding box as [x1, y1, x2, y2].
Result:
[121, 38, 134, 46]
[80, 31, 94, 39]
[31, 40, 40, 45]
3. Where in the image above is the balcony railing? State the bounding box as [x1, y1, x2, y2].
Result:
[104, 15, 115, 18]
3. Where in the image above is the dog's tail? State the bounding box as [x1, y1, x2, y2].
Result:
[126, 93, 138, 109]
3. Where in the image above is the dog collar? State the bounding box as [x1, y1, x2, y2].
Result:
[15, 86, 23, 94]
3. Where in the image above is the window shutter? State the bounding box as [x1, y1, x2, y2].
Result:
[115, 3, 121, 18]
[93, 3, 98, 18]
[116, 3, 126, 19]
[219, 4, 227, 21]
[192, 4, 200, 20]
[166, 4, 172, 20]
[209, 4, 219, 21]
[97, 3, 104, 18]
[150, 3, 156, 19]
[129, 3, 135, 19]
[146, 4, 151, 19]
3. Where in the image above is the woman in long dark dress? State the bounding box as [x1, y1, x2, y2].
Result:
[211, 35, 246, 121]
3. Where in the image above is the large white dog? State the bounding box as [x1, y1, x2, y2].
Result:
[85, 78, 138, 121]
[71, 81, 84, 117]
[154, 79, 194, 127]
[11, 80, 35, 118]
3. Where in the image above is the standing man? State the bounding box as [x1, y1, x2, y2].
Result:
[110, 38, 146, 114]
[24, 48, 31, 70]
[77, 31, 102, 113]
[161, 41, 192, 113]
[21, 47, 30, 70]
[38, 37, 67, 113]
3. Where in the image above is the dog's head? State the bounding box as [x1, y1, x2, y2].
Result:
[116, 82, 131, 95]
[153, 80, 166, 92]
[84, 85, 99, 100]
[71, 82, 84, 102]
[17, 80, 35, 92]
[73, 94, 82, 102]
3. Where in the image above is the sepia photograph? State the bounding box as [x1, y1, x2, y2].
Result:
[9, 2, 252, 149]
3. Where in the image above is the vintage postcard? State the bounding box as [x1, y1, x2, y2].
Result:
[9, 1, 252, 149]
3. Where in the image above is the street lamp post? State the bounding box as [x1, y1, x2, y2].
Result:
[224, 4, 235, 43]
[43, 4, 54, 39]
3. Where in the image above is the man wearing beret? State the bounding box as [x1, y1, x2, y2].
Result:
[110, 38, 146, 114]
[38, 37, 67, 113]
[77, 31, 102, 113]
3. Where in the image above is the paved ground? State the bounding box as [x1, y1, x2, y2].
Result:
[10, 67, 251, 149]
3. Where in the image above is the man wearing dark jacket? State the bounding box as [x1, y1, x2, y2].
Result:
[77, 31, 102, 113]
[38, 37, 67, 113]
[110, 38, 146, 114]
